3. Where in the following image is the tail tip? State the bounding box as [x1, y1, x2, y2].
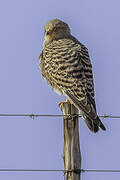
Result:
[97, 116, 106, 131]
[100, 123, 106, 131]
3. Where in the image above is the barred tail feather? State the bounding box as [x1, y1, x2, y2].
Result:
[84, 116, 99, 133]
[63, 90, 106, 133]
[96, 116, 106, 131]
[84, 116, 106, 133]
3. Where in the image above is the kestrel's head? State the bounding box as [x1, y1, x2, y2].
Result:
[44, 19, 71, 44]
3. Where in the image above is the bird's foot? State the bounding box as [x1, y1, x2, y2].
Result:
[59, 99, 71, 109]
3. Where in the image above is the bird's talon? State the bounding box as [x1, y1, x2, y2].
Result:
[59, 101, 65, 109]
[59, 99, 70, 107]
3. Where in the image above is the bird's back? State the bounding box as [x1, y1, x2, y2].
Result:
[39, 36, 106, 133]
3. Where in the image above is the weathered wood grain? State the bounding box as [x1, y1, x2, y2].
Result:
[60, 102, 81, 180]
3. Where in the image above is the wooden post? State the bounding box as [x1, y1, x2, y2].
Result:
[59, 101, 81, 180]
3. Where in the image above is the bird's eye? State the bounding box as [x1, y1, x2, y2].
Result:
[46, 31, 50, 35]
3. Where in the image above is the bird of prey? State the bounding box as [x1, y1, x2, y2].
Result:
[39, 19, 106, 133]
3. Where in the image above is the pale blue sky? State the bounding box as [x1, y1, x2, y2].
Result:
[0, 0, 120, 179]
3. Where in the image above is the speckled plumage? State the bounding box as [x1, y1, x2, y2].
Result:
[39, 19, 106, 133]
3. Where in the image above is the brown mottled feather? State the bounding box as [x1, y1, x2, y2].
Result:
[39, 19, 106, 133]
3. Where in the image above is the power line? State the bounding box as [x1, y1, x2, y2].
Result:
[0, 113, 119, 119]
[0, 169, 120, 173]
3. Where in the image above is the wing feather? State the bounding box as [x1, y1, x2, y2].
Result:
[39, 37, 106, 132]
